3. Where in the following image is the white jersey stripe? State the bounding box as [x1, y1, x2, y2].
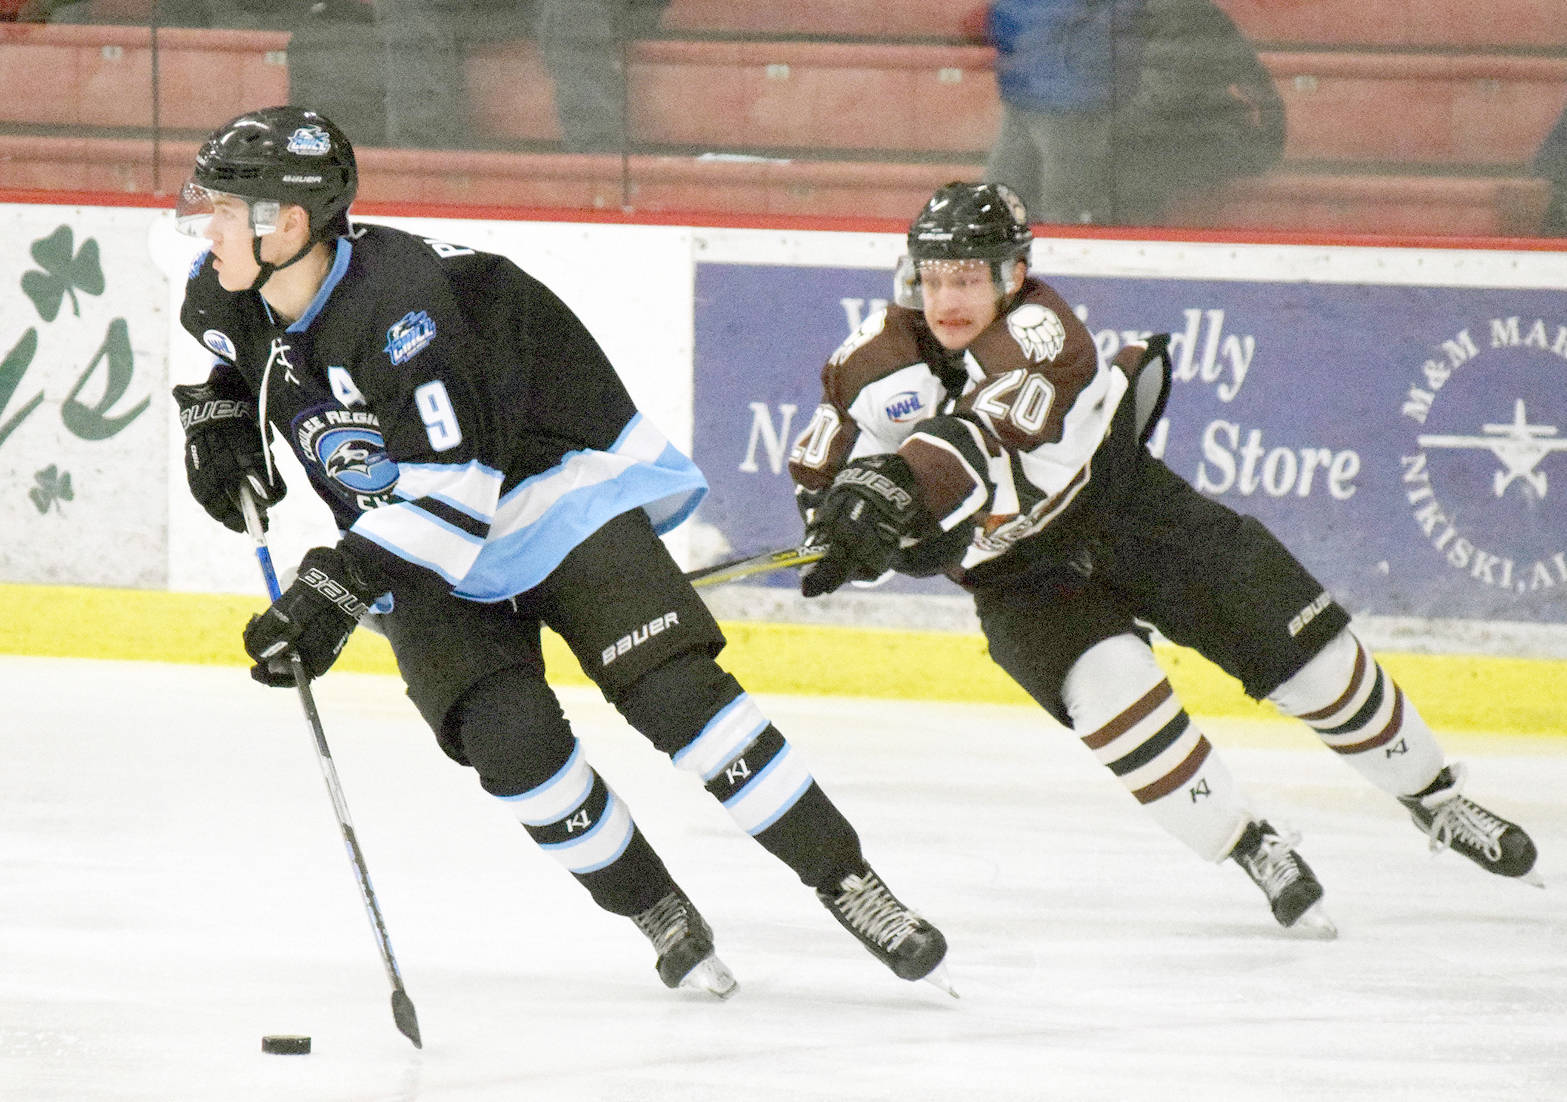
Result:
[452, 415, 707, 600]
[393, 459, 503, 522]
[352, 500, 485, 585]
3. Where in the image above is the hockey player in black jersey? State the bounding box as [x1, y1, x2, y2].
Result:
[169, 105, 949, 996]
[790, 181, 1541, 937]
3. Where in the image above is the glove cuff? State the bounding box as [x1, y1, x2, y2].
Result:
[298, 546, 387, 618]
[172, 381, 258, 437]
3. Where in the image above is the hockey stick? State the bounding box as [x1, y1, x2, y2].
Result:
[238, 488, 422, 1050]
[683, 543, 827, 589]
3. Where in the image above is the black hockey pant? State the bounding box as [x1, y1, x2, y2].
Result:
[380, 508, 862, 915]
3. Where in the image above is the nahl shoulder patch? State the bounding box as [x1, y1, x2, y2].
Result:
[1006, 303, 1066, 364]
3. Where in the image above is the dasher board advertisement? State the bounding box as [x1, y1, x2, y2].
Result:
[692, 259, 1567, 624]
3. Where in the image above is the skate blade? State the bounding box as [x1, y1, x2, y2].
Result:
[680, 954, 739, 1000]
[921, 961, 959, 999]
[1519, 868, 1545, 889]
[1285, 903, 1338, 940]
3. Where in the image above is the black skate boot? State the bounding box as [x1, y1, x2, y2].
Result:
[1231, 820, 1336, 938]
[817, 864, 951, 991]
[631, 890, 738, 999]
[1399, 763, 1541, 885]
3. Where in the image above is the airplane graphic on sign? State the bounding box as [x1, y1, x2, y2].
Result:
[1418, 398, 1567, 498]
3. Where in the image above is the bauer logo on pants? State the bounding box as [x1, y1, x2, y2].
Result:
[602, 612, 680, 667]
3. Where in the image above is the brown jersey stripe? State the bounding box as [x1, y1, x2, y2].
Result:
[1081, 680, 1173, 751]
[1132, 736, 1213, 804]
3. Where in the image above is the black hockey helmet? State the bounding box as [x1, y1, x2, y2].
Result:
[177, 105, 357, 241]
[895, 181, 1032, 308]
[908, 181, 1033, 264]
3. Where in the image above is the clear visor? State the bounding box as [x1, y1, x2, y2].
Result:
[893, 256, 1022, 310]
[893, 255, 922, 309]
[174, 180, 280, 238]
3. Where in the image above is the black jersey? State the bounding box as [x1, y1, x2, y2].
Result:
[179, 223, 705, 600]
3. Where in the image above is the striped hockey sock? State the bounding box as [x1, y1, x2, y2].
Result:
[1064, 634, 1251, 862]
[496, 741, 636, 875]
[1269, 629, 1444, 797]
[673, 692, 862, 888]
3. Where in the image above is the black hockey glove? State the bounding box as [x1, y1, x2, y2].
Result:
[172, 378, 286, 533]
[242, 547, 385, 687]
[800, 454, 930, 598]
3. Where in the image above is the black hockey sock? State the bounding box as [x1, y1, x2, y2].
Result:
[573, 827, 684, 917]
[747, 782, 865, 893]
[688, 722, 862, 891]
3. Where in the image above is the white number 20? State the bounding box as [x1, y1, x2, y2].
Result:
[414, 380, 462, 450]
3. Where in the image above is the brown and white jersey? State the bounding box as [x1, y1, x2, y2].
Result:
[788, 276, 1130, 575]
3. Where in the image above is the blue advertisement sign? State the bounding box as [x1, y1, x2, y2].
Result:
[692, 261, 1567, 623]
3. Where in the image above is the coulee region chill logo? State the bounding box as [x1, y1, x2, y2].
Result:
[1397, 315, 1567, 603]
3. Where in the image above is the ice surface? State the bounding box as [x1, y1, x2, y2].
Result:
[2, 655, 1562, 1102]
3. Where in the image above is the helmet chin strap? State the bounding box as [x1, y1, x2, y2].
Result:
[245, 232, 319, 294]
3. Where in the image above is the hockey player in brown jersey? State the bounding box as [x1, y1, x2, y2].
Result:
[788, 181, 1541, 936]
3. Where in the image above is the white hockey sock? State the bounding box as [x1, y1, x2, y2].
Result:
[1063, 634, 1251, 862]
[494, 742, 637, 875]
[1268, 628, 1444, 797]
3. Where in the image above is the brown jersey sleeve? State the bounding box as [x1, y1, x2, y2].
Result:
[787, 305, 930, 492]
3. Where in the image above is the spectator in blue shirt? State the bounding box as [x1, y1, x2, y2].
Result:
[981, 0, 1144, 225]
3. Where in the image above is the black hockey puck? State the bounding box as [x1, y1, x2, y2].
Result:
[261, 1034, 311, 1055]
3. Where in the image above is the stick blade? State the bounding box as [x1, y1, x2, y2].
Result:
[391, 988, 422, 1048]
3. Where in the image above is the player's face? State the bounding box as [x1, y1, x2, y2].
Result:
[202, 194, 266, 291]
[919, 259, 1004, 350]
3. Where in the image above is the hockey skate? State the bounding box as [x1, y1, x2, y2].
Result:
[1399, 763, 1542, 886]
[817, 864, 954, 994]
[632, 890, 738, 999]
[1231, 821, 1337, 938]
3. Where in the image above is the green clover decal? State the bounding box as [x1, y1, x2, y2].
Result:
[29, 464, 74, 514]
[21, 225, 106, 322]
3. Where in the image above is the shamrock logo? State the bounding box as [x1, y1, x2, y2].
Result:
[21, 225, 105, 322]
[29, 464, 74, 515]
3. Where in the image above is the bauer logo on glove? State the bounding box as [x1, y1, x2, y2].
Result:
[242, 546, 385, 686]
[172, 375, 287, 533]
[832, 466, 915, 512]
[799, 454, 932, 598]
